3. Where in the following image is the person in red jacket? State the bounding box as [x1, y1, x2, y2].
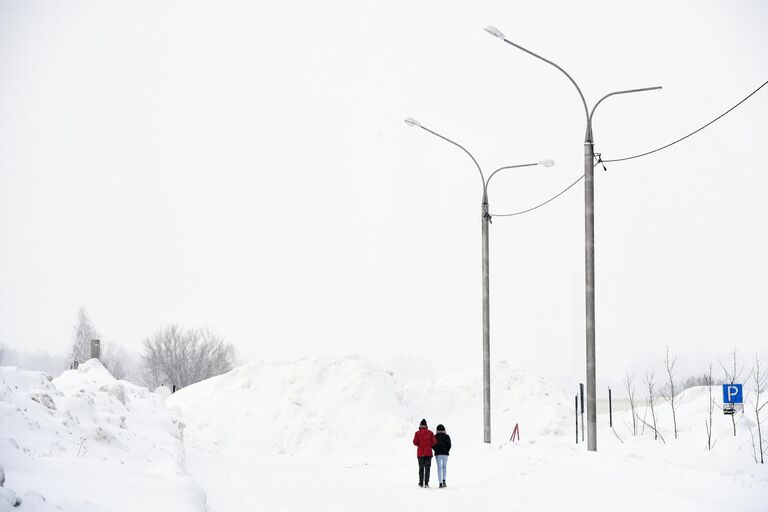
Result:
[412, 418, 436, 487]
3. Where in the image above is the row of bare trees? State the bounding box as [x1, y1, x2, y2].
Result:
[622, 348, 767, 463]
[69, 307, 235, 391]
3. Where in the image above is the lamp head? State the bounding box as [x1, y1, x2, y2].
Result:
[538, 159, 555, 168]
[404, 117, 421, 127]
[484, 25, 505, 40]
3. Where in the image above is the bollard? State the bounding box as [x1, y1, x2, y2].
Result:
[609, 387, 613, 427]
[579, 383, 585, 442]
[575, 394, 579, 444]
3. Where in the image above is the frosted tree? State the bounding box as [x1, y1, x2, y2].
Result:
[141, 325, 235, 390]
[662, 347, 682, 439]
[69, 307, 99, 364]
[101, 342, 134, 381]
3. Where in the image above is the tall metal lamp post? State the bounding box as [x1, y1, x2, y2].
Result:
[484, 25, 661, 451]
[405, 117, 554, 443]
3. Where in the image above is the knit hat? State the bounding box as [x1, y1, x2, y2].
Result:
[419, 418, 427, 428]
[436, 424, 445, 433]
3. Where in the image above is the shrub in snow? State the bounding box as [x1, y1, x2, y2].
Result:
[141, 324, 235, 390]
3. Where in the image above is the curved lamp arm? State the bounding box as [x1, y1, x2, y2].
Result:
[589, 86, 663, 121]
[404, 118, 486, 190]
[486, 161, 554, 187]
[485, 26, 589, 125]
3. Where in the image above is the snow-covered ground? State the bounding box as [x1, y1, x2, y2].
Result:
[167, 356, 768, 512]
[2, 356, 767, 511]
[0, 360, 206, 511]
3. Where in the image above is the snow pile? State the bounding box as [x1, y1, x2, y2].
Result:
[0, 360, 206, 512]
[168, 355, 768, 512]
[168, 357, 572, 458]
[167, 355, 413, 458]
[405, 360, 572, 446]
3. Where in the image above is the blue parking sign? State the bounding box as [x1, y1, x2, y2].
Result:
[722, 384, 743, 404]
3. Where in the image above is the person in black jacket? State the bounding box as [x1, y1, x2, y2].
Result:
[433, 424, 451, 488]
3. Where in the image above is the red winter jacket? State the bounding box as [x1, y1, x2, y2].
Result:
[412, 427, 436, 457]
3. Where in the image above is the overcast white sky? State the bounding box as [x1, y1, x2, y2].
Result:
[0, 0, 766, 389]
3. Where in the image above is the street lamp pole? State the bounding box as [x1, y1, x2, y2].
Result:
[481, 186, 491, 443]
[405, 117, 554, 443]
[484, 25, 660, 452]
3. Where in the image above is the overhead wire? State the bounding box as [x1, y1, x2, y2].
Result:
[602, 80, 768, 163]
[490, 79, 767, 218]
[490, 174, 584, 217]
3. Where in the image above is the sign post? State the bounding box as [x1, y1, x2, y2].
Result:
[722, 383, 743, 415]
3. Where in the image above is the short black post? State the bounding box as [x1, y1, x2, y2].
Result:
[608, 387, 613, 428]
[575, 394, 579, 444]
[579, 383, 585, 442]
[172, 384, 176, 393]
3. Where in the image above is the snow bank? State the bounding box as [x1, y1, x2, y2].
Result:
[168, 355, 768, 512]
[0, 360, 206, 512]
[168, 356, 572, 458]
[167, 355, 413, 457]
[405, 361, 572, 445]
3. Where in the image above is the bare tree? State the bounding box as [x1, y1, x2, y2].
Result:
[720, 348, 747, 437]
[623, 370, 638, 436]
[105, 356, 129, 380]
[69, 307, 99, 364]
[642, 370, 665, 443]
[101, 342, 134, 381]
[142, 354, 164, 391]
[141, 325, 235, 390]
[662, 347, 681, 439]
[704, 364, 715, 451]
[750, 355, 767, 463]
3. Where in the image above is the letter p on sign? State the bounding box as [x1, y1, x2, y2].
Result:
[722, 384, 743, 404]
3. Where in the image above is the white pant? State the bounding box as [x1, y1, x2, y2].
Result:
[435, 455, 448, 482]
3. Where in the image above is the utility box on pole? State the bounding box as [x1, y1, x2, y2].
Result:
[90, 339, 101, 360]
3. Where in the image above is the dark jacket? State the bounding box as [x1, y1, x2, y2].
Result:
[412, 427, 436, 457]
[433, 432, 451, 455]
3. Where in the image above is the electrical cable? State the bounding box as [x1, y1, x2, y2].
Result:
[488, 80, 766, 218]
[602, 80, 768, 164]
[490, 174, 585, 217]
